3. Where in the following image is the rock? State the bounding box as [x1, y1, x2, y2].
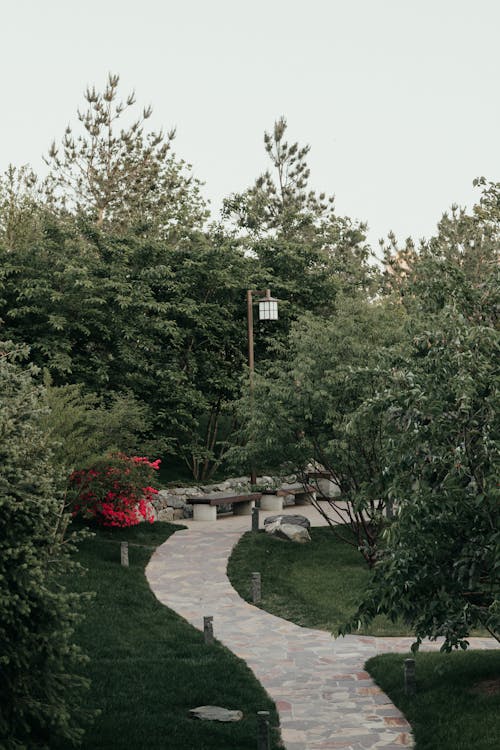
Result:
[258, 475, 275, 486]
[157, 491, 186, 509]
[264, 514, 311, 543]
[281, 523, 311, 542]
[229, 476, 252, 487]
[202, 479, 234, 492]
[264, 514, 311, 529]
[189, 706, 243, 722]
[172, 508, 185, 520]
[168, 486, 202, 496]
[156, 507, 174, 522]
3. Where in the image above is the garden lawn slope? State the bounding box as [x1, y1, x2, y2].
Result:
[65, 522, 280, 750]
[227, 526, 410, 635]
[366, 651, 500, 750]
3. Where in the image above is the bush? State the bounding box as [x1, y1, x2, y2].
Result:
[0, 343, 89, 748]
[70, 454, 160, 527]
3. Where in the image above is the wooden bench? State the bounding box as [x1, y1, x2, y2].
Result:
[186, 492, 262, 521]
[260, 483, 316, 511]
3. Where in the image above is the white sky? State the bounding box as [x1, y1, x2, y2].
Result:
[1, 0, 499, 254]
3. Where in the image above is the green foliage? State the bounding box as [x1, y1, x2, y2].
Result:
[0, 215, 251, 477]
[0, 343, 89, 748]
[40, 380, 153, 473]
[367, 651, 500, 750]
[0, 165, 47, 251]
[230, 294, 407, 565]
[352, 186, 499, 648]
[224, 117, 375, 359]
[0, 218, 111, 387]
[349, 307, 499, 648]
[45, 73, 208, 237]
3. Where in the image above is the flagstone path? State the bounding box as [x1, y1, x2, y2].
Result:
[146, 504, 499, 750]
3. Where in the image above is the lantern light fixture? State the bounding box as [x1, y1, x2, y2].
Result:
[258, 290, 279, 321]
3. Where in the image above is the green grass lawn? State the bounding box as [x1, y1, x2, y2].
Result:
[367, 651, 500, 750]
[64, 522, 281, 750]
[227, 525, 410, 635]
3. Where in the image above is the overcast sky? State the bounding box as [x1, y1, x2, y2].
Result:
[1, 0, 499, 254]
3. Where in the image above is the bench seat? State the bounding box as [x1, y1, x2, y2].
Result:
[260, 483, 316, 511]
[186, 492, 262, 521]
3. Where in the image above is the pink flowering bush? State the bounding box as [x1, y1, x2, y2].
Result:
[70, 454, 161, 527]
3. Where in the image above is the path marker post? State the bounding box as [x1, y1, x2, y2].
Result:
[251, 572, 262, 604]
[257, 710, 270, 750]
[404, 658, 416, 696]
[203, 615, 214, 645]
[120, 541, 129, 567]
[252, 506, 259, 532]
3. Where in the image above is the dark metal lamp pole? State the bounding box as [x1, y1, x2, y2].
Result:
[246, 289, 279, 485]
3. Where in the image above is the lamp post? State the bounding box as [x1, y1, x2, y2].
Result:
[246, 289, 279, 484]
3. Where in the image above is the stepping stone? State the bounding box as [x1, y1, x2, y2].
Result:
[189, 705, 243, 722]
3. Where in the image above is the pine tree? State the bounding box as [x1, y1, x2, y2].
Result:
[45, 73, 208, 238]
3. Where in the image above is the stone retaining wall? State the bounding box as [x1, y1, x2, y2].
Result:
[152, 475, 294, 522]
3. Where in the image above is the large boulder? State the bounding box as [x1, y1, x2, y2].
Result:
[264, 514, 311, 529]
[263, 514, 311, 543]
[156, 507, 174, 522]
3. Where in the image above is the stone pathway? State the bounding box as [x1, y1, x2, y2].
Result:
[146, 505, 499, 750]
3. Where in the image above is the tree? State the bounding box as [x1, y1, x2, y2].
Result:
[349, 183, 499, 649]
[0, 343, 89, 748]
[45, 73, 208, 237]
[0, 165, 47, 251]
[0, 212, 254, 478]
[230, 293, 407, 566]
[347, 307, 499, 649]
[0, 216, 115, 389]
[39, 379, 153, 474]
[223, 117, 374, 353]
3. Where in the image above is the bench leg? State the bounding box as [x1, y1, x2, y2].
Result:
[260, 494, 283, 511]
[192, 504, 217, 521]
[233, 500, 255, 516]
[294, 491, 317, 505]
[294, 492, 308, 505]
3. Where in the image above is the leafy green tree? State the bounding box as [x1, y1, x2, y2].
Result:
[231, 294, 407, 565]
[118, 229, 252, 479]
[45, 73, 208, 237]
[348, 307, 499, 649]
[0, 213, 253, 478]
[0, 343, 89, 748]
[0, 217, 113, 388]
[351, 183, 499, 648]
[40, 380, 153, 474]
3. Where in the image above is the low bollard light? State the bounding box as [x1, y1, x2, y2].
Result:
[257, 710, 270, 750]
[251, 572, 262, 604]
[404, 658, 416, 696]
[120, 541, 129, 567]
[203, 615, 214, 645]
[252, 506, 259, 533]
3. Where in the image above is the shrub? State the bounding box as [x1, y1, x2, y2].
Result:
[70, 454, 160, 527]
[0, 343, 89, 748]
